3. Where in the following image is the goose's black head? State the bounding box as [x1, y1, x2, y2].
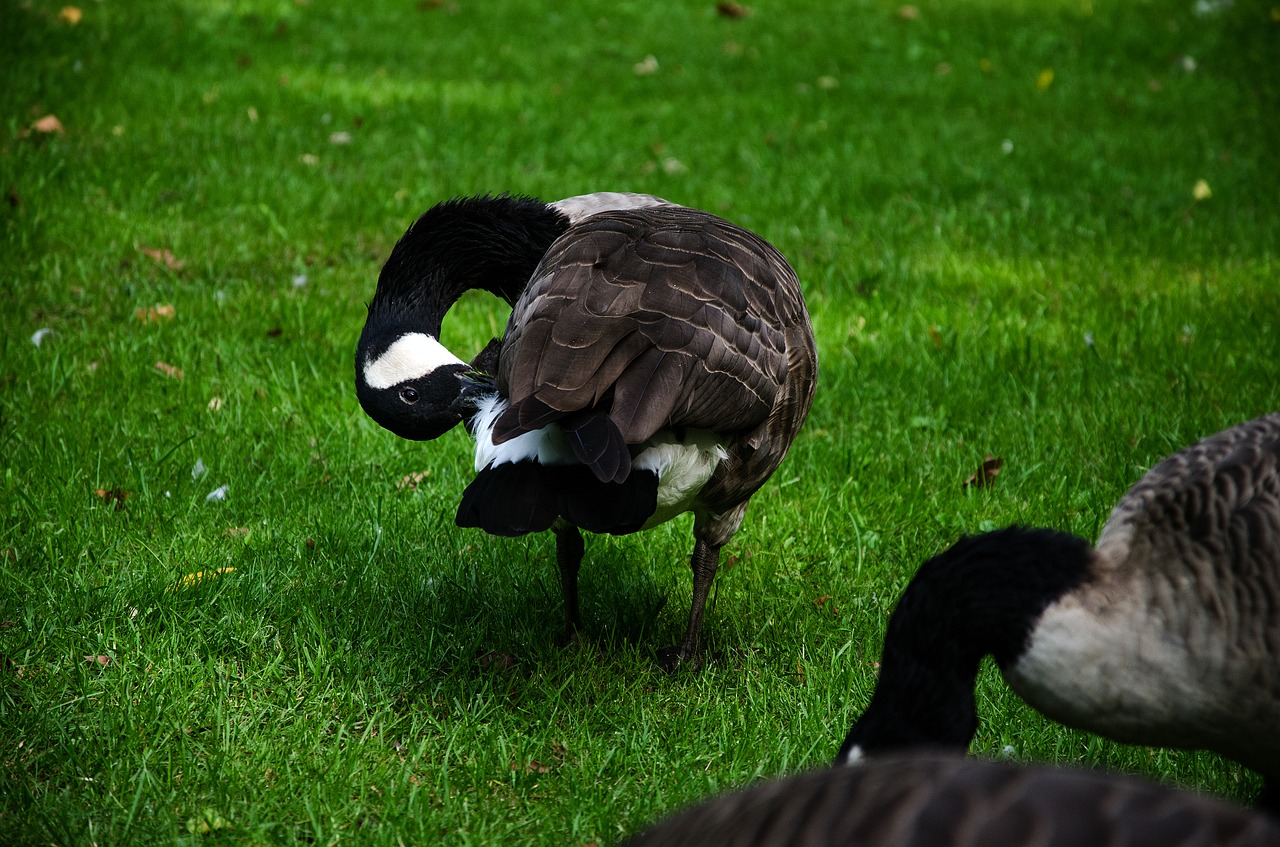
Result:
[355, 194, 570, 441]
[355, 328, 485, 441]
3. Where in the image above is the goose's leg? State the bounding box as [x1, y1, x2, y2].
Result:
[657, 538, 720, 673]
[554, 523, 585, 643]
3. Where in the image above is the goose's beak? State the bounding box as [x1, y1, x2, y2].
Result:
[451, 370, 495, 417]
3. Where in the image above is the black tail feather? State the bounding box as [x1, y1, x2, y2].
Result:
[456, 461, 558, 536]
[455, 461, 657, 537]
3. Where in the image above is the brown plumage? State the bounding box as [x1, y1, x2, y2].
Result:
[493, 206, 816, 525]
[623, 753, 1280, 847]
[355, 193, 817, 669]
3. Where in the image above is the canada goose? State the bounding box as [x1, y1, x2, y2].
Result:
[622, 753, 1280, 847]
[355, 192, 818, 669]
[837, 413, 1280, 809]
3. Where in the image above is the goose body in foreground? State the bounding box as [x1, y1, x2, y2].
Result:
[623, 753, 1280, 847]
[355, 193, 817, 668]
[838, 413, 1280, 808]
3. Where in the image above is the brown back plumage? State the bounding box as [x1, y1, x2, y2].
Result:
[622, 754, 1280, 847]
[1086, 412, 1280, 774]
[492, 205, 816, 513]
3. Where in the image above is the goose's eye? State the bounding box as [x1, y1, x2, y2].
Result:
[399, 387, 419, 404]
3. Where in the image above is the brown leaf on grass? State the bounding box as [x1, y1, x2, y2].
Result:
[85, 654, 111, 667]
[397, 471, 430, 490]
[963, 455, 1004, 489]
[716, 2, 750, 18]
[926, 325, 944, 346]
[224, 526, 251, 538]
[812, 594, 832, 607]
[59, 6, 82, 24]
[477, 650, 516, 671]
[32, 114, 65, 135]
[510, 760, 551, 774]
[897, 4, 920, 19]
[135, 303, 176, 323]
[140, 246, 185, 271]
[155, 360, 184, 379]
[93, 487, 130, 510]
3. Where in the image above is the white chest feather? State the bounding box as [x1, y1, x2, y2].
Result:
[468, 395, 727, 525]
[1003, 598, 1210, 744]
[634, 430, 728, 522]
[470, 394, 575, 470]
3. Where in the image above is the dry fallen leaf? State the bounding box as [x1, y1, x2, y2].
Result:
[633, 55, 659, 76]
[224, 527, 250, 538]
[59, 6, 82, 24]
[208, 396, 224, 411]
[93, 487, 130, 511]
[715, 2, 750, 18]
[140, 246, 185, 271]
[85, 654, 111, 667]
[175, 567, 236, 589]
[897, 4, 919, 19]
[32, 114, 65, 135]
[155, 360, 184, 379]
[963, 455, 1004, 489]
[397, 470, 430, 490]
[135, 303, 176, 323]
[477, 650, 516, 671]
[510, 760, 551, 774]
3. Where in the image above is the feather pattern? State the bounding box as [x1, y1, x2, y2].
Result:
[839, 413, 1280, 809]
[623, 754, 1280, 847]
[1008, 413, 1280, 777]
[493, 205, 814, 508]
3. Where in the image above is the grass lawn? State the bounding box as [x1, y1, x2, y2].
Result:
[3, 0, 1278, 843]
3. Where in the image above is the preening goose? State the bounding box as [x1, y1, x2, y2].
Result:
[622, 753, 1280, 847]
[837, 413, 1280, 809]
[355, 192, 818, 668]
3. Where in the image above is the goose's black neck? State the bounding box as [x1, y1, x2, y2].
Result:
[367, 195, 570, 337]
[837, 527, 1092, 761]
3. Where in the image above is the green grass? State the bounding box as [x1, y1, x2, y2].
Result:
[2, 0, 1278, 843]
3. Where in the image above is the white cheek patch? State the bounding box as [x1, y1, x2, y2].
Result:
[362, 332, 465, 390]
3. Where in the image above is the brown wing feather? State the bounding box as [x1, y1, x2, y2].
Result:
[494, 207, 811, 456]
[1098, 413, 1280, 557]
